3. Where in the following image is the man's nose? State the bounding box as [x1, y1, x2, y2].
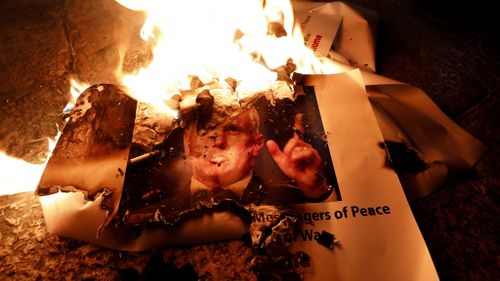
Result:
[208, 129, 226, 148]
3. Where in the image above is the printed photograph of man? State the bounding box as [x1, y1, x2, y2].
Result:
[117, 93, 340, 225]
[182, 106, 337, 206]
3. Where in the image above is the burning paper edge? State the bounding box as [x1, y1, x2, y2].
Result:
[114, 1, 368, 111]
[36, 67, 487, 251]
[38, 70, 441, 280]
[0, 1, 375, 196]
[40, 190, 247, 250]
[36, 71, 357, 249]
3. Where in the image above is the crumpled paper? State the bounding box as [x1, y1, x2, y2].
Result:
[296, 1, 485, 199]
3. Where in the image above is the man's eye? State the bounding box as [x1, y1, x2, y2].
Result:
[224, 125, 242, 133]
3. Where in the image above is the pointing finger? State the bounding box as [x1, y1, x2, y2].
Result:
[266, 140, 287, 167]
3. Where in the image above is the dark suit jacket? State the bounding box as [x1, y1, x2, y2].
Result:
[144, 172, 328, 225]
[239, 173, 308, 205]
[173, 172, 310, 208]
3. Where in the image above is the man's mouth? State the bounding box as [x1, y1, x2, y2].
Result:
[190, 150, 228, 166]
[208, 155, 227, 165]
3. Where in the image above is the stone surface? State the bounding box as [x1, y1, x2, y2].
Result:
[0, 0, 498, 280]
[351, 0, 499, 118]
[64, 0, 147, 85]
[411, 94, 500, 281]
[0, 192, 254, 281]
[0, 0, 69, 162]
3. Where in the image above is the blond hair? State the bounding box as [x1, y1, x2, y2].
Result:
[245, 106, 261, 134]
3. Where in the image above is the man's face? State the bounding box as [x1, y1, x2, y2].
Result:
[184, 110, 264, 188]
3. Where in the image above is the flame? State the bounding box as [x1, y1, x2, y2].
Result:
[0, 82, 65, 196]
[116, 0, 344, 115]
[63, 78, 90, 113]
[46, 130, 61, 161]
[0, 132, 61, 196]
[0, 1, 347, 196]
[69, 78, 90, 101]
[0, 152, 45, 195]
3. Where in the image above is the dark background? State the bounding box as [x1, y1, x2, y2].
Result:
[345, 0, 499, 280]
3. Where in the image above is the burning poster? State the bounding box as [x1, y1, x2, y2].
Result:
[36, 69, 439, 280]
[117, 84, 340, 227]
[31, 1, 486, 280]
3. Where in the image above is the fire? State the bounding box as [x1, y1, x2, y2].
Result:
[0, 133, 60, 196]
[116, 0, 344, 114]
[63, 78, 90, 114]
[0, 78, 70, 196]
[0, 152, 45, 195]
[0, 1, 347, 196]
[69, 78, 90, 102]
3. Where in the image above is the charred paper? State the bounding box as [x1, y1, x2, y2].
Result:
[37, 84, 136, 213]
[115, 88, 341, 227]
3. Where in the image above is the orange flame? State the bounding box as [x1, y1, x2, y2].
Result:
[0, 132, 61, 196]
[63, 78, 90, 113]
[116, 0, 344, 115]
[0, 78, 68, 195]
[69, 78, 90, 101]
[0, 152, 46, 195]
[0, 1, 347, 195]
